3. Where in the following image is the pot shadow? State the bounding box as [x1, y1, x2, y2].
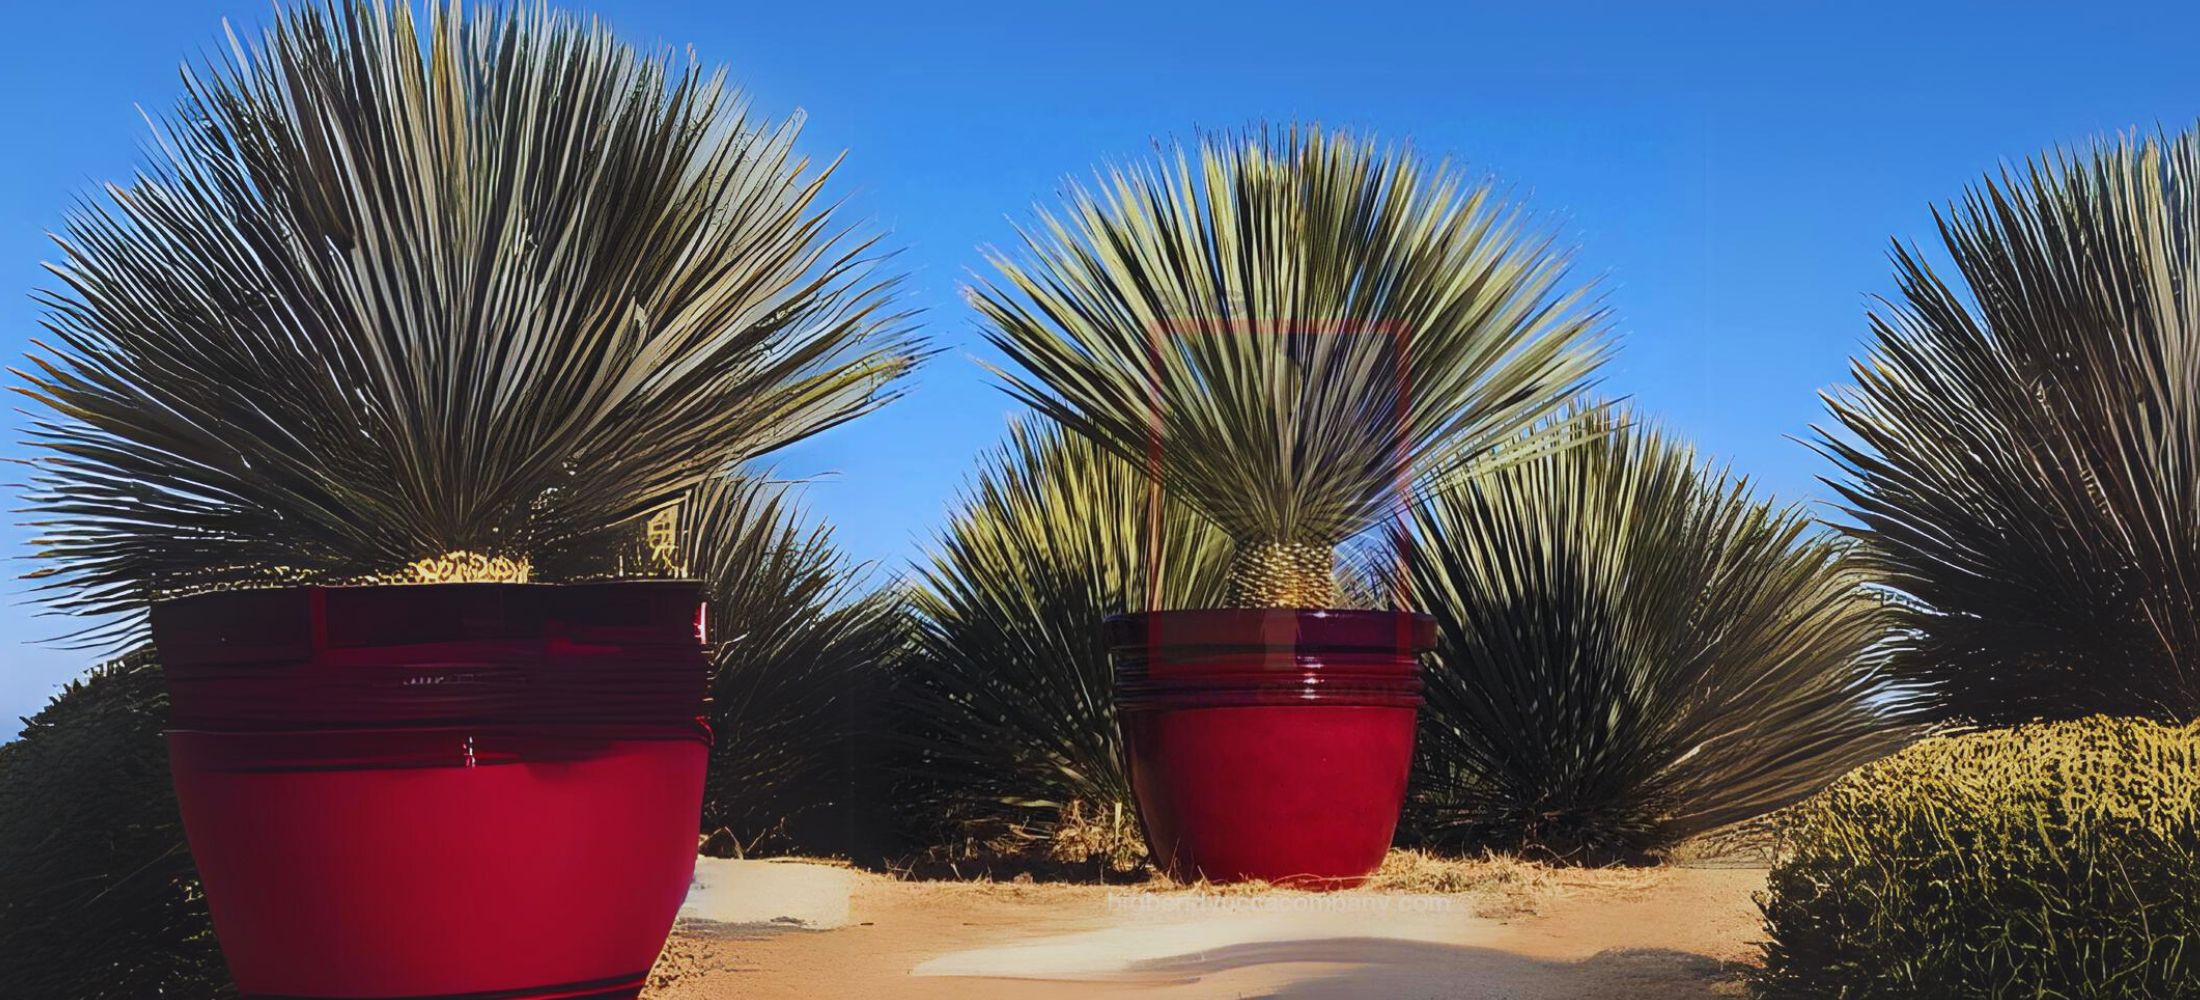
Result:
[1124, 938, 1745, 999]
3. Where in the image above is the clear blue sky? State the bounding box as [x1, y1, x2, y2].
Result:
[4, 1, 2197, 726]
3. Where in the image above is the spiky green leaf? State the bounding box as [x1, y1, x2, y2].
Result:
[1819, 127, 2200, 724]
[897, 421, 1230, 844]
[1395, 409, 1920, 859]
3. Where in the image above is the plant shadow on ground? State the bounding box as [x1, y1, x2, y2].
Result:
[1124, 939, 1747, 999]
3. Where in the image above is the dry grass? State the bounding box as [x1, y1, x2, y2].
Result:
[822, 842, 1686, 926]
[1664, 810, 1794, 868]
[1367, 848, 1547, 893]
[883, 802, 1155, 884]
[1099, 849, 1672, 920]
[1045, 799, 1147, 870]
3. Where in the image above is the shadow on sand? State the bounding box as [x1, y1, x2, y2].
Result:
[1123, 937, 1745, 999]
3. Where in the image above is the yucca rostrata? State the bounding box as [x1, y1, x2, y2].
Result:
[669, 476, 905, 859]
[900, 421, 1230, 865]
[1393, 409, 1919, 861]
[9, 4, 918, 998]
[971, 124, 1607, 885]
[974, 124, 1608, 608]
[0, 651, 219, 999]
[1821, 127, 2200, 725]
[16, 0, 919, 645]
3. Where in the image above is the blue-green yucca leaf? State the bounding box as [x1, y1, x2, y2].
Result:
[679, 475, 906, 855]
[13, 0, 923, 647]
[0, 651, 227, 998]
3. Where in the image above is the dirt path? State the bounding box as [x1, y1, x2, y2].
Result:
[647, 864, 1766, 999]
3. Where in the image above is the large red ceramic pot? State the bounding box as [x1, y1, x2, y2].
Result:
[1107, 608, 1434, 888]
[152, 582, 709, 1000]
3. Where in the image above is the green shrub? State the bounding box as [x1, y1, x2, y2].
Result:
[1820, 128, 2200, 724]
[0, 653, 229, 998]
[547, 473, 909, 859]
[1393, 410, 1919, 861]
[674, 477, 908, 859]
[1755, 716, 2200, 999]
[896, 422, 1230, 863]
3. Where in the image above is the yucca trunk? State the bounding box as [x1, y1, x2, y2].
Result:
[1226, 540, 1337, 608]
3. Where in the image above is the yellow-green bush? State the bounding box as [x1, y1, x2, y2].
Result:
[1755, 717, 2200, 998]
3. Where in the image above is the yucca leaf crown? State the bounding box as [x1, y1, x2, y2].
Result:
[972, 123, 1608, 607]
[15, 0, 921, 645]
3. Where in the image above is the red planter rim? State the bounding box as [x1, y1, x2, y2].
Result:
[1114, 683, 1424, 710]
[153, 581, 708, 740]
[154, 580, 706, 661]
[1103, 608, 1436, 654]
[1108, 608, 1433, 711]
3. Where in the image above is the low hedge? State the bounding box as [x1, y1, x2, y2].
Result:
[0, 652, 229, 998]
[1755, 716, 2200, 998]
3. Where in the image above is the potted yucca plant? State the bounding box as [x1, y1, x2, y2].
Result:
[973, 125, 1606, 885]
[14, 3, 916, 998]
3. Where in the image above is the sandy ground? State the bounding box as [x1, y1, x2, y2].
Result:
[647, 861, 1766, 999]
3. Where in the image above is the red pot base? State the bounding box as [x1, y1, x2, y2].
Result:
[171, 735, 703, 999]
[1122, 703, 1417, 887]
[154, 583, 711, 1000]
[238, 971, 645, 999]
[1108, 609, 1435, 888]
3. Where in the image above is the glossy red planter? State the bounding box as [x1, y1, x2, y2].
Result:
[152, 582, 710, 1000]
[1107, 609, 1434, 888]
